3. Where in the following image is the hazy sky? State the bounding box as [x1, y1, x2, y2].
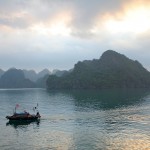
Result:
[0, 0, 150, 72]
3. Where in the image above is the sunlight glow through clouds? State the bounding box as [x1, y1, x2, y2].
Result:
[30, 11, 71, 36]
[105, 7, 150, 34]
[30, 23, 71, 36]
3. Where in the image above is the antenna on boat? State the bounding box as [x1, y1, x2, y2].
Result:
[35, 103, 38, 109]
[33, 103, 39, 113]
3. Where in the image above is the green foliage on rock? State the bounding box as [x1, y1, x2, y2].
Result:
[47, 50, 150, 89]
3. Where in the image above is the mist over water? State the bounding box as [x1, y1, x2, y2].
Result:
[0, 88, 150, 150]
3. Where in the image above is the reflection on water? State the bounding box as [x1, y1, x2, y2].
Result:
[6, 120, 40, 129]
[0, 88, 150, 150]
[52, 88, 149, 110]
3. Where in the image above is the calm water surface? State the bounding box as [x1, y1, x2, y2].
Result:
[0, 88, 150, 150]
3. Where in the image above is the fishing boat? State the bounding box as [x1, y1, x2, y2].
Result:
[6, 112, 41, 121]
[6, 104, 41, 121]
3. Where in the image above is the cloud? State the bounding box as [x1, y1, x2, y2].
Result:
[0, 0, 130, 31]
[0, 0, 150, 71]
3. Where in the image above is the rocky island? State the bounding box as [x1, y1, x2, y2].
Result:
[47, 50, 150, 89]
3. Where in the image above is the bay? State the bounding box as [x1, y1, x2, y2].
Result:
[0, 88, 150, 150]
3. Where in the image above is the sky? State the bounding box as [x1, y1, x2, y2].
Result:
[0, 0, 150, 72]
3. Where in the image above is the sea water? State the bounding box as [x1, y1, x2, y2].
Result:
[0, 88, 149, 150]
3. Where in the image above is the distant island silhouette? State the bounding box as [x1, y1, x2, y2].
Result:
[0, 68, 50, 88]
[0, 68, 69, 88]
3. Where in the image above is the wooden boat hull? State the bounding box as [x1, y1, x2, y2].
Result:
[6, 119, 40, 128]
[6, 115, 40, 121]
